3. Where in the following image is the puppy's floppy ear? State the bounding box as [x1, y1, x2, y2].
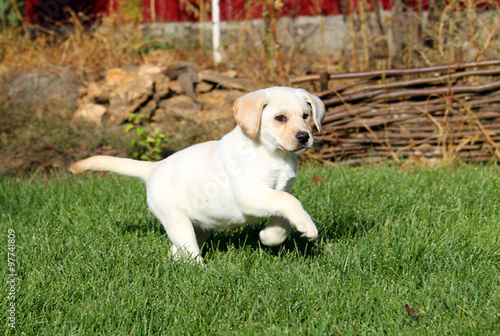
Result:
[233, 89, 268, 139]
[297, 89, 326, 133]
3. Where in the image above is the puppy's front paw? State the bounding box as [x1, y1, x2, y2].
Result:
[299, 225, 318, 241]
[294, 214, 318, 241]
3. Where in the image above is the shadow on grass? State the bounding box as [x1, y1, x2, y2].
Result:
[322, 214, 378, 241]
[205, 224, 322, 260]
[204, 214, 378, 260]
[113, 212, 377, 259]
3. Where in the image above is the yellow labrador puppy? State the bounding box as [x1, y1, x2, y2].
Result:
[70, 86, 325, 262]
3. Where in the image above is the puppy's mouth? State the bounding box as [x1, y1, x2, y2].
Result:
[292, 146, 308, 154]
[278, 144, 311, 154]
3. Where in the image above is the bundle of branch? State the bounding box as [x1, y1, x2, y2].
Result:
[292, 60, 500, 165]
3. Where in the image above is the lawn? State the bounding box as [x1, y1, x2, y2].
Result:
[1, 164, 499, 335]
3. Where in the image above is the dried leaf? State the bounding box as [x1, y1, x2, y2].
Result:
[404, 304, 419, 319]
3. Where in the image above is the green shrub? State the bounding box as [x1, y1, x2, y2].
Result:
[125, 113, 169, 161]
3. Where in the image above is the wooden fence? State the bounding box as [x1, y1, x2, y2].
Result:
[292, 60, 500, 164]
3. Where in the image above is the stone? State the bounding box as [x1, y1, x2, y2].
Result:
[105, 68, 135, 87]
[8, 72, 80, 106]
[156, 95, 199, 121]
[197, 71, 256, 92]
[169, 80, 184, 94]
[107, 72, 154, 124]
[137, 64, 164, 76]
[197, 90, 243, 121]
[138, 99, 157, 119]
[152, 73, 170, 99]
[72, 103, 107, 126]
[221, 70, 239, 78]
[157, 94, 197, 111]
[83, 82, 109, 104]
[196, 81, 214, 94]
[73, 64, 251, 127]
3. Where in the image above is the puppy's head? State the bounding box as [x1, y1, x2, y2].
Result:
[233, 87, 325, 153]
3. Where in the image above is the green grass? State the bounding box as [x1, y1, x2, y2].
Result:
[1, 164, 500, 335]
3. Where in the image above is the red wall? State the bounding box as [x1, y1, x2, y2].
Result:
[25, 0, 108, 24]
[24, 0, 498, 25]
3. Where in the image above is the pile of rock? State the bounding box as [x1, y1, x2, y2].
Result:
[73, 63, 258, 127]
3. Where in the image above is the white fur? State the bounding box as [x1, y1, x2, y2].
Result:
[70, 86, 325, 262]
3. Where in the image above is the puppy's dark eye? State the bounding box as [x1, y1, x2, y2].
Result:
[303, 114, 309, 120]
[275, 115, 287, 122]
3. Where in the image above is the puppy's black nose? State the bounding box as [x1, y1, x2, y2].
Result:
[296, 131, 310, 144]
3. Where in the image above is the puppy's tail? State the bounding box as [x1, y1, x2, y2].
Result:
[69, 155, 155, 182]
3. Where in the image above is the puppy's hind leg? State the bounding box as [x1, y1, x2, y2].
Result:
[151, 208, 202, 263]
[259, 217, 292, 246]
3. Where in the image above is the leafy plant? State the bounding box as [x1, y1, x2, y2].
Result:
[0, 0, 24, 30]
[125, 113, 168, 161]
